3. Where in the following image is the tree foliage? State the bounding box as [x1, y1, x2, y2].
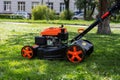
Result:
[75, 0, 85, 9]
[75, 0, 97, 20]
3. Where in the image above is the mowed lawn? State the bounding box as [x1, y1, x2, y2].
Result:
[0, 21, 120, 80]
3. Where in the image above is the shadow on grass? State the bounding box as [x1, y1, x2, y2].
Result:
[0, 32, 120, 79]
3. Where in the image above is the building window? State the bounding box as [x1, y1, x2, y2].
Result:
[46, 2, 53, 10]
[18, 2, 25, 11]
[4, 1, 11, 11]
[60, 3, 65, 12]
[32, 2, 39, 9]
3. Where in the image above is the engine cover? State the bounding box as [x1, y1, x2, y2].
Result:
[41, 27, 68, 41]
[41, 27, 67, 36]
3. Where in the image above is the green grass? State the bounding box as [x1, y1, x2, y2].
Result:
[0, 19, 97, 26]
[0, 21, 120, 80]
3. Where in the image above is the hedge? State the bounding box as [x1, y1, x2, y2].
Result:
[0, 14, 23, 19]
[0, 14, 11, 19]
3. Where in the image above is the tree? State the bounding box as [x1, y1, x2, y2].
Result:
[75, 0, 96, 20]
[75, 0, 87, 19]
[97, 0, 111, 34]
[87, 1, 96, 19]
[109, 0, 120, 21]
[64, 0, 71, 20]
[41, 0, 43, 5]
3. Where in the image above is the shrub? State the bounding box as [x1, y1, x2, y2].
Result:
[10, 15, 23, 19]
[0, 14, 23, 19]
[0, 14, 10, 19]
[60, 10, 73, 20]
[32, 5, 56, 20]
[111, 14, 120, 22]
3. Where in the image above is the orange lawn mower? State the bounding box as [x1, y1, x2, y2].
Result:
[21, 2, 120, 63]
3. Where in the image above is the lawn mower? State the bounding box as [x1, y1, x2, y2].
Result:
[21, 1, 120, 63]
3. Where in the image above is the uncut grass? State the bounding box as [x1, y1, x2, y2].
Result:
[0, 19, 119, 27]
[0, 22, 120, 80]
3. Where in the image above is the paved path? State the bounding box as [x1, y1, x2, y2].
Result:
[65, 23, 120, 29]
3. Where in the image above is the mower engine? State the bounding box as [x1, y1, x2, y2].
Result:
[35, 26, 68, 47]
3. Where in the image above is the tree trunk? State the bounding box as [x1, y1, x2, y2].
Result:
[84, 0, 87, 20]
[97, 0, 111, 34]
[89, 4, 96, 19]
[64, 0, 69, 11]
[41, 0, 43, 5]
[64, 0, 70, 20]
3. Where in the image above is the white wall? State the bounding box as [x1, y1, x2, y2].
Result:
[0, 1, 3, 13]
[0, 0, 76, 14]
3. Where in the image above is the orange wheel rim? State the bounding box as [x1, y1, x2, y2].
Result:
[67, 45, 84, 63]
[21, 46, 33, 59]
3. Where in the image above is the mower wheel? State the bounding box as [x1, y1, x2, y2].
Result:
[21, 46, 35, 59]
[67, 45, 85, 63]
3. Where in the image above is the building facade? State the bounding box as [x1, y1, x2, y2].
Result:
[0, 0, 77, 14]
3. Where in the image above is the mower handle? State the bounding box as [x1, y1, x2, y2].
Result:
[71, 1, 120, 43]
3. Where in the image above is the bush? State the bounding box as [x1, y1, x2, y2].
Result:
[10, 15, 23, 19]
[60, 10, 73, 20]
[0, 14, 23, 19]
[32, 5, 56, 20]
[0, 14, 10, 19]
[110, 14, 120, 22]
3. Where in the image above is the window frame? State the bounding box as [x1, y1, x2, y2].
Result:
[46, 2, 54, 10]
[4, 1, 11, 11]
[18, 1, 26, 11]
[60, 3, 65, 12]
[32, 2, 39, 9]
